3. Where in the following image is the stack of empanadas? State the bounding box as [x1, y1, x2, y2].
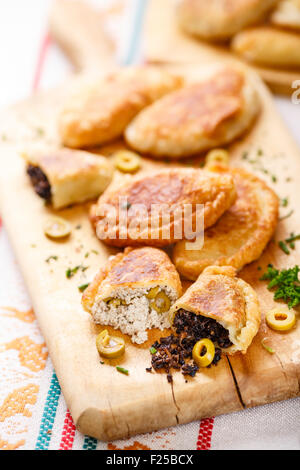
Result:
[177, 0, 300, 70]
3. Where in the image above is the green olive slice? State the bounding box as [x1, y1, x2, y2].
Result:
[146, 287, 160, 299]
[96, 330, 125, 359]
[150, 292, 171, 313]
[44, 216, 71, 239]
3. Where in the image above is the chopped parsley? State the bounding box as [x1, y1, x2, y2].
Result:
[78, 283, 90, 292]
[260, 264, 300, 309]
[261, 340, 275, 355]
[150, 347, 157, 355]
[286, 233, 300, 244]
[116, 366, 129, 375]
[280, 198, 289, 208]
[66, 265, 88, 279]
[278, 233, 300, 254]
[46, 255, 58, 263]
[278, 241, 290, 255]
[66, 266, 80, 278]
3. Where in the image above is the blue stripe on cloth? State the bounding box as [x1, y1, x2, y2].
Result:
[123, 0, 148, 65]
[83, 436, 98, 450]
[35, 372, 61, 450]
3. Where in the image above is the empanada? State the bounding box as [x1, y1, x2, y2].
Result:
[173, 166, 279, 280]
[271, 0, 300, 31]
[59, 66, 183, 148]
[176, 0, 279, 41]
[125, 68, 260, 159]
[90, 168, 237, 247]
[169, 266, 261, 354]
[25, 148, 113, 209]
[82, 247, 182, 344]
[231, 27, 300, 68]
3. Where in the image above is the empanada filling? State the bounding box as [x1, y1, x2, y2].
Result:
[174, 310, 232, 350]
[27, 164, 52, 202]
[92, 286, 177, 344]
[149, 309, 232, 379]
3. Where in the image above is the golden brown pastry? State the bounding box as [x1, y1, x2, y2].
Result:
[82, 247, 182, 344]
[176, 0, 279, 41]
[169, 266, 261, 354]
[271, 0, 300, 31]
[90, 168, 237, 247]
[59, 66, 183, 148]
[173, 166, 279, 280]
[231, 26, 300, 68]
[24, 148, 113, 209]
[125, 68, 260, 159]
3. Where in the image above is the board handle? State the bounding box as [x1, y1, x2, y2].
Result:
[49, 0, 116, 72]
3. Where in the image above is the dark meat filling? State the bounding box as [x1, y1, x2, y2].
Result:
[174, 309, 232, 349]
[150, 309, 232, 379]
[27, 164, 52, 202]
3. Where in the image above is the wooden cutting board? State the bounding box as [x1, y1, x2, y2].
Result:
[144, 0, 300, 96]
[0, 64, 299, 441]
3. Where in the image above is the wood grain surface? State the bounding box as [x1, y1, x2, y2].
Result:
[49, 0, 116, 72]
[0, 64, 299, 441]
[144, 0, 300, 96]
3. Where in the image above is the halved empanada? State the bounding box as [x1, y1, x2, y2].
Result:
[82, 247, 182, 344]
[125, 68, 260, 159]
[25, 148, 113, 209]
[169, 266, 261, 354]
[90, 168, 237, 247]
[59, 66, 183, 148]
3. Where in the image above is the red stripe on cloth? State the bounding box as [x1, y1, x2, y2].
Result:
[196, 418, 215, 450]
[59, 410, 76, 450]
[32, 33, 51, 91]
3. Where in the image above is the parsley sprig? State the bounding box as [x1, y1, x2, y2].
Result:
[260, 264, 300, 308]
[278, 233, 300, 255]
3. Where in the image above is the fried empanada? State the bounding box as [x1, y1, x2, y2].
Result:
[169, 266, 261, 354]
[82, 247, 182, 344]
[231, 26, 300, 68]
[59, 66, 183, 148]
[176, 0, 279, 41]
[125, 69, 260, 159]
[25, 148, 113, 209]
[173, 166, 278, 280]
[90, 168, 236, 247]
[271, 0, 300, 31]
